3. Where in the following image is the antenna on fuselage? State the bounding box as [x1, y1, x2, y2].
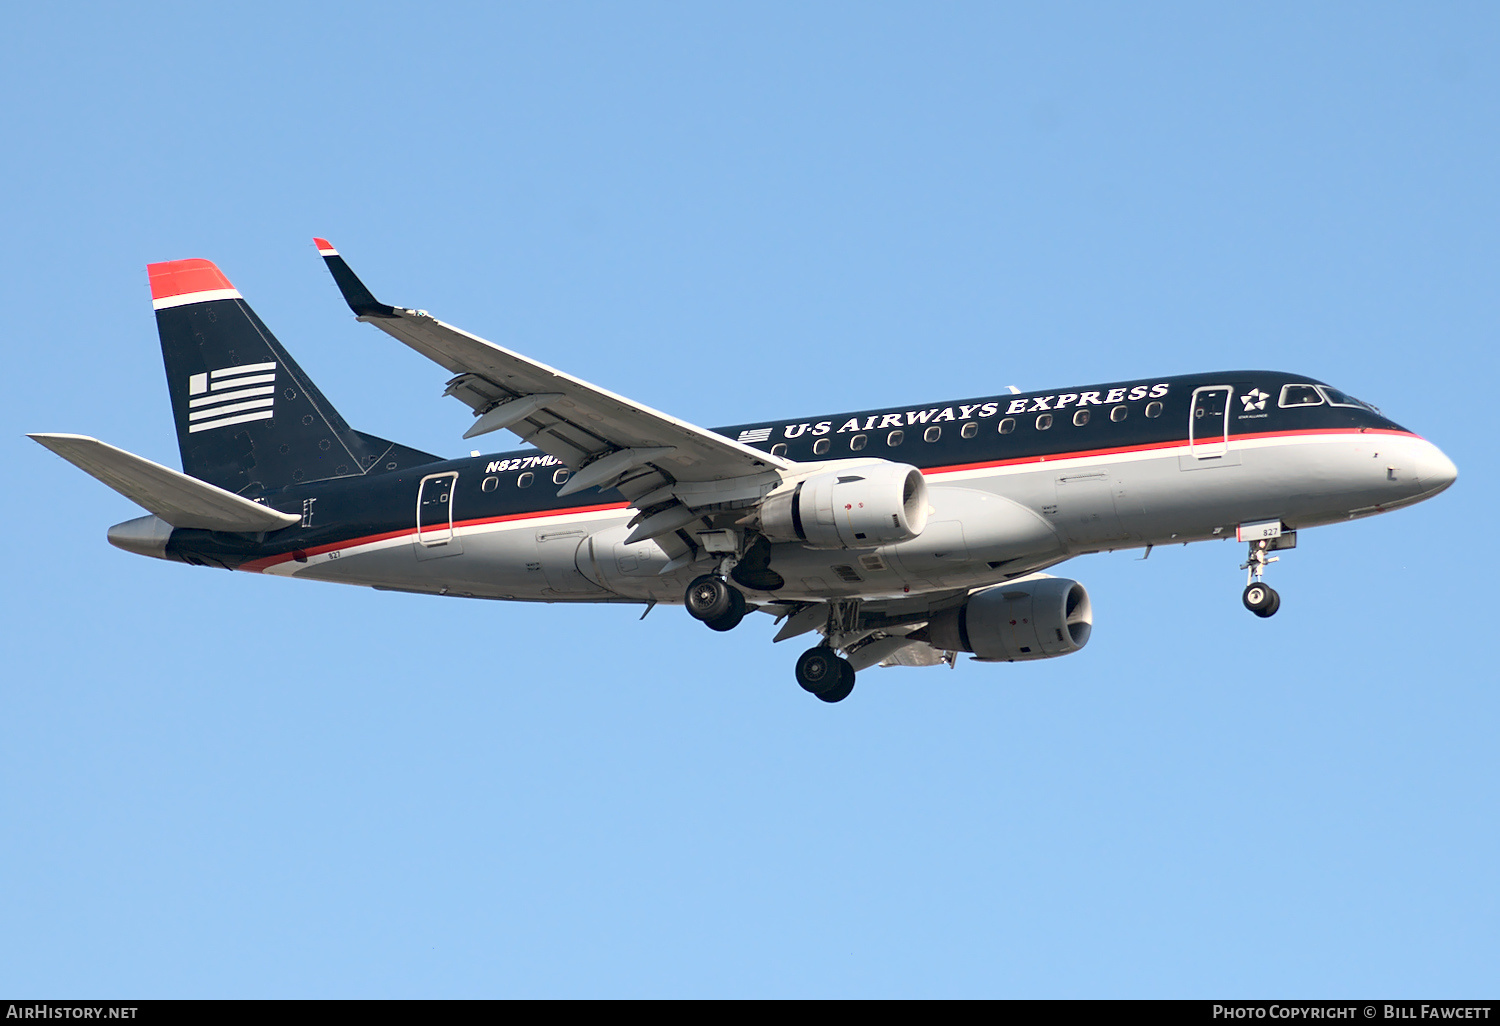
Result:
[1006, 385, 1021, 394]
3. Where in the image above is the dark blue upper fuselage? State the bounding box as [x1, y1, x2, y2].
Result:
[165, 370, 1411, 569]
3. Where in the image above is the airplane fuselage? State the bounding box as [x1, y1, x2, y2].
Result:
[143, 369, 1454, 607]
[35, 244, 1459, 700]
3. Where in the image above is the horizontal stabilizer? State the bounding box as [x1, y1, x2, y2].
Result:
[29, 434, 300, 533]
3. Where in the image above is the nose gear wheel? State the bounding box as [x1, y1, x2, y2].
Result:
[1242, 582, 1281, 617]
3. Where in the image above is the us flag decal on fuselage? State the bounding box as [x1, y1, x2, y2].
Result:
[187, 361, 277, 433]
[737, 427, 773, 443]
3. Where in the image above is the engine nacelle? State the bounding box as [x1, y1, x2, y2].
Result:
[759, 461, 929, 550]
[924, 576, 1092, 662]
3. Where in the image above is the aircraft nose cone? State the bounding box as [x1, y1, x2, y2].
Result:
[1415, 440, 1458, 496]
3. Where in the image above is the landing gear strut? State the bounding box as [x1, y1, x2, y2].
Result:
[795, 646, 856, 703]
[685, 574, 746, 631]
[1240, 539, 1282, 618]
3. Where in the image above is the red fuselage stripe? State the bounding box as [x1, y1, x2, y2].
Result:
[239, 428, 1417, 573]
[240, 501, 630, 571]
[927, 426, 1415, 475]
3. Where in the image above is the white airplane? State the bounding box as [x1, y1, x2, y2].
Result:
[31, 240, 1458, 702]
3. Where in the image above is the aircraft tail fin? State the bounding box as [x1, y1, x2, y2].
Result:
[149, 257, 437, 495]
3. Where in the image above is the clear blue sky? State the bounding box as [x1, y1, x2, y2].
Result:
[3, 2, 1495, 998]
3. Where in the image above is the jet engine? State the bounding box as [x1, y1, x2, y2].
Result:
[757, 460, 928, 550]
[921, 576, 1092, 662]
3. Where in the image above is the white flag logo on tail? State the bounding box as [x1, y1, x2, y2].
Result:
[186, 362, 277, 433]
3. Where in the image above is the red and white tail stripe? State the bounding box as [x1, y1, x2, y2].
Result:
[313, 237, 338, 256]
[148, 258, 242, 311]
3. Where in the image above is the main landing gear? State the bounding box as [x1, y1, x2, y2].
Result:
[684, 579, 859, 704]
[795, 646, 856, 704]
[790, 599, 859, 703]
[1240, 539, 1282, 618]
[685, 574, 746, 632]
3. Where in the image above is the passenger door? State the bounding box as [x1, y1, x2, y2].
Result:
[414, 471, 463, 559]
[1188, 386, 1232, 460]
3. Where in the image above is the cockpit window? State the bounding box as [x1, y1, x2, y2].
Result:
[1318, 386, 1377, 412]
[1279, 384, 1324, 408]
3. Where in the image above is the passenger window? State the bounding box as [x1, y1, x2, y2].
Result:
[998, 418, 1016, 434]
[1110, 405, 1128, 422]
[517, 472, 534, 488]
[1073, 410, 1090, 427]
[923, 426, 941, 442]
[552, 468, 570, 485]
[1145, 401, 1163, 418]
[482, 476, 499, 492]
[770, 443, 788, 457]
[813, 438, 831, 455]
[887, 430, 904, 446]
[1036, 413, 1053, 430]
[961, 422, 978, 439]
[1279, 384, 1323, 408]
[849, 434, 867, 451]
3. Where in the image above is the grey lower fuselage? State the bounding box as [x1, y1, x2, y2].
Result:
[247, 421, 1450, 609]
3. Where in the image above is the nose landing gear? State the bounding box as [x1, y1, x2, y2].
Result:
[1240, 539, 1282, 618]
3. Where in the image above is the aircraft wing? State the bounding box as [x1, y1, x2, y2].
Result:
[313, 240, 792, 507]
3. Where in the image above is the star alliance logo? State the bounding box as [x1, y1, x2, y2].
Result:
[1240, 388, 1269, 413]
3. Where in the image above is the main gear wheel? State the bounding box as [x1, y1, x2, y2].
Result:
[795, 647, 856, 702]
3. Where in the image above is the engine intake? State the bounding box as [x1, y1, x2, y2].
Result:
[759, 461, 928, 550]
[923, 576, 1092, 662]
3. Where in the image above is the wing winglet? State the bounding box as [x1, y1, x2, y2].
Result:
[314, 237, 395, 318]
